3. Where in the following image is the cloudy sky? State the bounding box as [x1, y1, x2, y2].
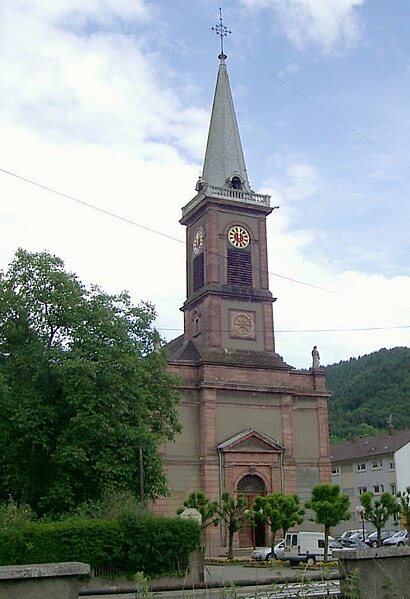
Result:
[1, 0, 409, 369]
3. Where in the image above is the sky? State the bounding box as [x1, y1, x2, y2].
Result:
[0, 0, 409, 369]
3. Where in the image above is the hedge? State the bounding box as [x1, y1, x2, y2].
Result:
[0, 514, 201, 578]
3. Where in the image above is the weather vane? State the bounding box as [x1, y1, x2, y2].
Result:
[211, 8, 231, 58]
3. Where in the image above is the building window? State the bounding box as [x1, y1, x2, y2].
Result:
[390, 484, 396, 495]
[373, 484, 384, 494]
[357, 463, 366, 472]
[389, 461, 395, 471]
[227, 248, 252, 286]
[372, 459, 383, 470]
[358, 486, 367, 495]
[332, 466, 340, 475]
[193, 253, 204, 291]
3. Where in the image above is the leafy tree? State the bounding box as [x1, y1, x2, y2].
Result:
[0, 249, 181, 515]
[397, 487, 410, 539]
[252, 493, 304, 554]
[216, 492, 248, 560]
[280, 494, 305, 539]
[0, 497, 34, 531]
[326, 347, 410, 441]
[305, 483, 350, 562]
[360, 491, 400, 547]
[177, 492, 219, 530]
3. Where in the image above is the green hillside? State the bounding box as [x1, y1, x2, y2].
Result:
[325, 346, 410, 442]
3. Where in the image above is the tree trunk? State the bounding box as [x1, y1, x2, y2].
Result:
[227, 526, 235, 560]
[324, 526, 329, 563]
[270, 530, 277, 554]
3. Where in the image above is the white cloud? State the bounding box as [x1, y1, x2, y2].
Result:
[0, 1, 207, 158]
[240, 0, 366, 52]
[263, 153, 324, 204]
[266, 209, 410, 368]
[0, 0, 408, 371]
[0, 0, 203, 343]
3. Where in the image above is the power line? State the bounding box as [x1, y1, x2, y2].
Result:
[0, 166, 339, 296]
[164, 0, 410, 173]
[2, 165, 409, 318]
[0, 167, 184, 246]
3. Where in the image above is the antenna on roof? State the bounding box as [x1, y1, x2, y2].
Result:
[387, 414, 394, 436]
[212, 8, 231, 60]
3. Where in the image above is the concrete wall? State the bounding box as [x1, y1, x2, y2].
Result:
[336, 546, 410, 599]
[0, 562, 89, 599]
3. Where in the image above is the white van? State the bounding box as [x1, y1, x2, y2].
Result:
[284, 531, 334, 565]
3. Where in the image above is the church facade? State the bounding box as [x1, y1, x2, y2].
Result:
[152, 51, 331, 552]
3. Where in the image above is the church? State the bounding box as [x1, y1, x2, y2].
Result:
[152, 44, 331, 553]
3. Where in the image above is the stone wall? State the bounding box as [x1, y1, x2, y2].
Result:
[0, 562, 89, 599]
[335, 546, 410, 599]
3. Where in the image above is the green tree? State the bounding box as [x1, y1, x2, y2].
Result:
[360, 491, 400, 547]
[305, 483, 350, 562]
[397, 486, 410, 539]
[252, 493, 304, 555]
[216, 492, 248, 560]
[177, 492, 219, 530]
[280, 494, 305, 538]
[0, 249, 181, 515]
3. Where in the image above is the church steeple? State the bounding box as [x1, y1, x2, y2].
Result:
[175, 24, 284, 367]
[201, 54, 251, 192]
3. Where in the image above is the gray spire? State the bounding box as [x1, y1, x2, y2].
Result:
[201, 55, 251, 192]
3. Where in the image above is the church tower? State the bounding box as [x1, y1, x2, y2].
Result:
[154, 38, 331, 554]
[178, 51, 282, 366]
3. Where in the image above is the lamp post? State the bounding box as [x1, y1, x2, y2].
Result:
[356, 505, 366, 542]
[244, 510, 256, 549]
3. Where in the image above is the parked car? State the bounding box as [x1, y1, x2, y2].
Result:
[338, 538, 368, 550]
[329, 540, 344, 550]
[337, 529, 364, 542]
[251, 540, 284, 561]
[383, 530, 408, 546]
[365, 529, 397, 548]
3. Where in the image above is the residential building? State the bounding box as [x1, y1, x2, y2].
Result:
[330, 428, 410, 534]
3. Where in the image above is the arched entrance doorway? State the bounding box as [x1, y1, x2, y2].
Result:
[237, 474, 266, 548]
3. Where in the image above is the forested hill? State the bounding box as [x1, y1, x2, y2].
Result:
[325, 347, 410, 442]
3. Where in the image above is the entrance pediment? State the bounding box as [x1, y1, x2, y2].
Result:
[218, 429, 285, 453]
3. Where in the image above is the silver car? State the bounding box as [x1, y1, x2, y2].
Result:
[365, 529, 397, 548]
[383, 530, 408, 546]
[251, 540, 285, 561]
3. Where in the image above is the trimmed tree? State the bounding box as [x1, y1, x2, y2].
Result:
[305, 483, 350, 562]
[397, 486, 410, 540]
[177, 492, 219, 530]
[280, 494, 305, 539]
[360, 491, 400, 547]
[252, 493, 304, 557]
[216, 492, 248, 560]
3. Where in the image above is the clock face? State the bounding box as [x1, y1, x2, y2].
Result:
[228, 225, 250, 249]
[193, 228, 204, 254]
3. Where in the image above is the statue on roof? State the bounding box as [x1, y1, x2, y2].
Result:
[312, 346, 320, 369]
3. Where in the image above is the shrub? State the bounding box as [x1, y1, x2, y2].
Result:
[0, 514, 200, 578]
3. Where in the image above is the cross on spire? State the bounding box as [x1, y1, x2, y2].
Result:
[211, 8, 231, 59]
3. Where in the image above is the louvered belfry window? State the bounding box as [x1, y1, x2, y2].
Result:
[227, 247, 252, 286]
[193, 253, 205, 291]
